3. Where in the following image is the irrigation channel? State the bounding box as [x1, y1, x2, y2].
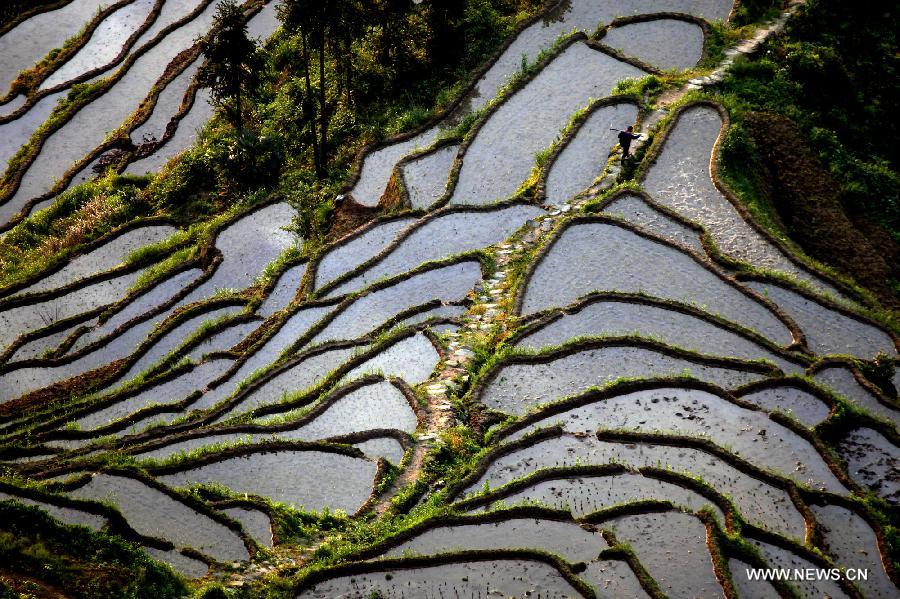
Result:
[0, 0, 898, 597]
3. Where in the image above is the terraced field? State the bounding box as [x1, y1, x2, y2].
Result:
[1, 0, 898, 597]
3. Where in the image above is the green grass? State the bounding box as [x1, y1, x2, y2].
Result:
[0, 502, 187, 598]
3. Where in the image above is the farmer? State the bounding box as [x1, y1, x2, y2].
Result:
[617, 126, 642, 159]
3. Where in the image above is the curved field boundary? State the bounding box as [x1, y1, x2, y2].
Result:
[123, 58, 206, 167]
[636, 99, 871, 306]
[207, 495, 280, 543]
[591, 504, 734, 599]
[245, 328, 445, 421]
[285, 254, 483, 355]
[379, 136, 462, 211]
[168, 270, 448, 427]
[806, 358, 900, 425]
[742, 525, 866, 599]
[595, 427, 855, 502]
[510, 213, 807, 348]
[331, 504, 594, 561]
[23, 0, 166, 99]
[115, 375, 423, 460]
[733, 376, 840, 421]
[449, 480, 876, 599]
[809, 357, 900, 408]
[590, 187, 751, 275]
[0, 281, 245, 414]
[0, 253, 215, 375]
[0, 250, 204, 372]
[583, 39, 665, 76]
[18, 322, 442, 465]
[142, 439, 389, 519]
[366, 22, 585, 210]
[736, 271, 900, 355]
[0, 215, 181, 299]
[510, 289, 811, 370]
[0, 0, 142, 106]
[338, 0, 575, 199]
[0, 252, 221, 374]
[293, 547, 598, 599]
[452, 463, 740, 536]
[430, 34, 647, 211]
[5, 45, 201, 223]
[33, 359, 219, 442]
[340, 1, 729, 208]
[344, 31, 602, 212]
[0, 295, 247, 416]
[471, 376, 856, 495]
[592, 192, 898, 359]
[119, 0, 277, 172]
[53, 466, 259, 557]
[0, 477, 194, 554]
[468, 335, 782, 415]
[307, 211, 418, 288]
[0, 0, 213, 129]
[0, 0, 73, 38]
[313, 199, 537, 299]
[0, 0, 230, 230]
[530, 96, 641, 204]
[597, 12, 713, 59]
[453, 393, 844, 515]
[802, 492, 900, 589]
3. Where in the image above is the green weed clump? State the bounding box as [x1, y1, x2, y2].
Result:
[718, 0, 900, 238]
[0, 172, 151, 289]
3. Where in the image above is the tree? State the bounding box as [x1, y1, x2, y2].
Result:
[278, 0, 362, 179]
[197, 0, 261, 131]
[425, 0, 466, 75]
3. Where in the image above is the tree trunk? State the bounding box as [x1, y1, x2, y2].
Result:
[235, 74, 242, 131]
[301, 31, 322, 178]
[318, 36, 328, 173]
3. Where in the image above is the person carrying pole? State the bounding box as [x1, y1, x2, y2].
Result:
[613, 125, 642, 161]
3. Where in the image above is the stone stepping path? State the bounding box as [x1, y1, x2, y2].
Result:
[325, 204, 542, 297]
[544, 102, 640, 205]
[347, 0, 734, 207]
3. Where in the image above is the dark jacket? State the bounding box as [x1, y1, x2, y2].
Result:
[618, 130, 641, 150]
